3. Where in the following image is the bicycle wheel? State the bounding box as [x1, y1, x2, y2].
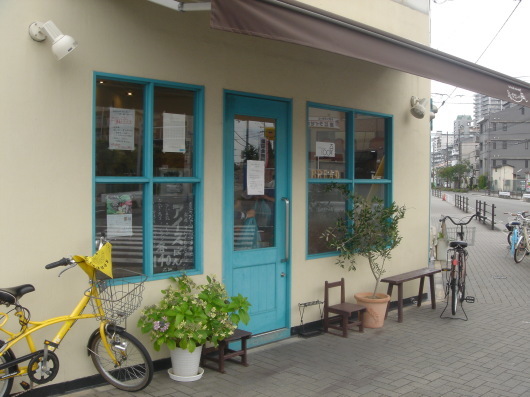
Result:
[458, 265, 466, 303]
[451, 276, 457, 315]
[514, 236, 527, 263]
[89, 329, 153, 392]
[507, 230, 513, 245]
[0, 347, 15, 397]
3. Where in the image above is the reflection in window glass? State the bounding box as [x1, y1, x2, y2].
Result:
[308, 184, 346, 255]
[354, 184, 386, 202]
[153, 184, 195, 274]
[95, 80, 144, 177]
[354, 114, 386, 179]
[95, 184, 143, 278]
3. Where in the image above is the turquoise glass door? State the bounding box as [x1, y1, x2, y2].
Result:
[224, 93, 290, 338]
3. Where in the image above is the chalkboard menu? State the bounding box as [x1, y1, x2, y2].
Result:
[153, 195, 194, 273]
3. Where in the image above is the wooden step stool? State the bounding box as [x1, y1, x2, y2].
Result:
[200, 329, 252, 373]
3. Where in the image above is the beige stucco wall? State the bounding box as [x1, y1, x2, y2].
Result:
[0, 0, 430, 389]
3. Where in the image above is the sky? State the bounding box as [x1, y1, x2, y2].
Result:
[430, 0, 530, 134]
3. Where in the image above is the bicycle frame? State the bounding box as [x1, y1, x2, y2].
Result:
[0, 275, 116, 379]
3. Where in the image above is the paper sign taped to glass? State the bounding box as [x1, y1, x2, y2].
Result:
[73, 242, 113, 279]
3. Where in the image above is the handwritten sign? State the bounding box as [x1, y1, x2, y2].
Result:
[163, 113, 186, 153]
[109, 108, 135, 150]
[316, 141, 335, 158]
[153, 198, 194, 272]
[246, 160, 265, 195]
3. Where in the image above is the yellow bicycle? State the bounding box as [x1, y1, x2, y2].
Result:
[0, 241, 153, 396]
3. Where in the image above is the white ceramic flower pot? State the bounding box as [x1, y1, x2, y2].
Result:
[168, 345, 203, 381]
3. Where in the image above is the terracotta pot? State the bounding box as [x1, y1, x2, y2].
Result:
[354, 292, 391, 328]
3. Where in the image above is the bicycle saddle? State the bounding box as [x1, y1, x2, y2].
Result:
[0, 284, 35, 305]
[511, 221, 521, 226]
[449, 241, 468, 248]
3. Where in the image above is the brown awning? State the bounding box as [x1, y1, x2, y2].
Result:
[210, 0, 530, 107]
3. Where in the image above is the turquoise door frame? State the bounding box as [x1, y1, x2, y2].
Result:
[223, 91, 291, 345]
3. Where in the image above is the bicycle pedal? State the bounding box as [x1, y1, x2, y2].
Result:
[20, 381, 30, 390]
[465, 296, 475, 303]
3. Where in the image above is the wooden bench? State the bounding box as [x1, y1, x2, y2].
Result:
[381, 267, 441, 323]
[200, 329, 252, 373]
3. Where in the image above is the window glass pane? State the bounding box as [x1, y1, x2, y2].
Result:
[95, 184, 143, 278]
[355, 114, 386, 179]
[233, 116, 276, 250]
[95, 80, 144, 176]
[308, 184, 346, 255]
[308, 108, 346, 179]
[153, 184, 195, 273]
[354, 184, 386, 201]
[153, 87, 195, 177]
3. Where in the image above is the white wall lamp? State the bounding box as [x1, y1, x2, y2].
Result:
[29, 21, 78, 60]
[410, 96, 428, 119]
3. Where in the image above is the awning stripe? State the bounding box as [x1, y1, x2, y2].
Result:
[210, 0, 530, 107]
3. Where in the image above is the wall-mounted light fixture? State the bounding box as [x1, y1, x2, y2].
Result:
[29, 20, 78, 60]
[410, 96, 428, 119]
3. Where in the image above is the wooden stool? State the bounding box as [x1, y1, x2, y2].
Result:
[200, 329, 252, 373]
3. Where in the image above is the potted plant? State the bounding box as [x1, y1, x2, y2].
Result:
[138, 274, 251, 381]
[322, 192, 406, 328]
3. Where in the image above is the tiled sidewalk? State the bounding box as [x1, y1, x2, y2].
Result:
[59, 197, 530, 396]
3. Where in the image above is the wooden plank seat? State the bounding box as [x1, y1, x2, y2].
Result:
[381, 267, 441, 323]
[324, 278, 366, 337]
[200, 329, 252, 373]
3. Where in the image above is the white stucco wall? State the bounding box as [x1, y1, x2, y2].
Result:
[0, 0, 430, 389]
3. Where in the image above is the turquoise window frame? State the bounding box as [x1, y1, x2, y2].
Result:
[92, 72, 204, 279]
[306, 102, 393, 259]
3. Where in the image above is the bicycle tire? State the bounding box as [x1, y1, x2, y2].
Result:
[457, 256, 466, 304]
[451, 277, 457, 315]
[507, 230, 513, 245]
[514, 236, 527, 263]
[0, 347, 16, 397]
[89, 329, 153, 392]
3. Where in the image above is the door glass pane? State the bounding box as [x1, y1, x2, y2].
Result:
[95, 80, 144, 177]
[153, 183, 195, 273]
[308, 108, 346, 180]
[153, 87, 195, 177]
[354, 114, 386, 179]
[233, 115, 276, 250]
[95, 184, 143, 278]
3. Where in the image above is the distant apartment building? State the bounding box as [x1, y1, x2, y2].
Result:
[476, 104, 530, 191]
[473, 93, 504, 125]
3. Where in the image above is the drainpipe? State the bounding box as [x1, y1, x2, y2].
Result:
[147, 0, 211, 12]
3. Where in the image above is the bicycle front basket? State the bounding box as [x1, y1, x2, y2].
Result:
[445, 226, 476, 246]
[86, 268, 147, 324]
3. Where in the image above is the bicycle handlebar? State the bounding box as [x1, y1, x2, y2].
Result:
[439, 212, 480, 226]
[45, 257, 72, 269]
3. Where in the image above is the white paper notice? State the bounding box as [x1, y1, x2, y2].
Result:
[163, 113, 186, 153]
[109, 108, 135, 151]
[316, 141, 335, 158]
[246, 160, 265, 196]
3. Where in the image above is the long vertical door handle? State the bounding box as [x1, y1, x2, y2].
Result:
[281, 197, 290, 263]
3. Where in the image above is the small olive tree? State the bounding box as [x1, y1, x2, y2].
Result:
[322, 193, 406, 298]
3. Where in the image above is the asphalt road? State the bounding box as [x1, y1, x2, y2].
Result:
[439, 191, 530, 231]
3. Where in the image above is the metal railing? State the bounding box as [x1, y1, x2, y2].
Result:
[476, 200, 496, 230]
[455, 194, 469, 213]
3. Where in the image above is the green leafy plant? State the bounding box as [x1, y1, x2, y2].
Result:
[138, 274, 251, 353]
[322, 193, 406, 298]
